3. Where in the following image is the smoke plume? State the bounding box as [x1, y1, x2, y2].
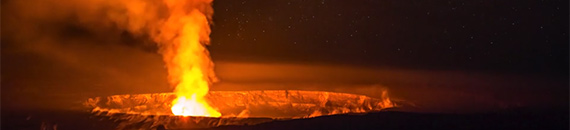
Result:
[3, 0, 217, 87]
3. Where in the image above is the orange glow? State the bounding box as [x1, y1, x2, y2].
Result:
[157, 0, 220, 117]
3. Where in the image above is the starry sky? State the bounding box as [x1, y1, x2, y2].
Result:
[1, 0, 568, 75]
[206, 0, 568, 75]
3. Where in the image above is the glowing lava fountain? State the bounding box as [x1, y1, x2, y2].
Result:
[156, 0, 220, 117]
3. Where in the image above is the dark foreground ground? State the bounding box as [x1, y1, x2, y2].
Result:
[2, 106, 568, 130]
[210, 108, 569, 130]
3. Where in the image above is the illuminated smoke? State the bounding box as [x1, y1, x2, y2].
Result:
[4, 0, 220, 116]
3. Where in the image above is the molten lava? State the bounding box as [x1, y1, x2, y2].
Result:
[156, 0, 220, 117]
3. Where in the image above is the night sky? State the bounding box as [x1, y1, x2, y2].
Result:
[203, 0, 568, 75]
